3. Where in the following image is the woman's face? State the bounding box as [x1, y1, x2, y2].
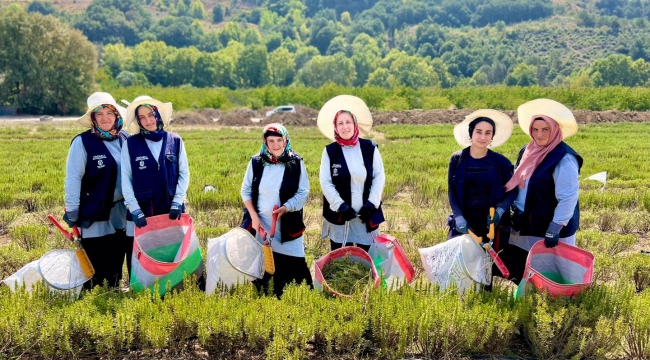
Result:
[531, 119, 551, 146]
[335, 112, 355, 140]
[137, 106, 158, 132]
[265, 136, 286, 157]
[471, 121, 494, 149]
[94, 107, 117, 132]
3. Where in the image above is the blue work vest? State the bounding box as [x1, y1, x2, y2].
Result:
[241, 153, 306, 242]
[516, 142, 583, 238]
[126, 132, 181, 218]
[76, 130, 122, 227]
[322, 138, 385, 231]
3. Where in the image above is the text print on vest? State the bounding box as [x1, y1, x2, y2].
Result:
[135, 155, 149, 170]
[93, 154, 107, 169]
[332, 163, 341, 177]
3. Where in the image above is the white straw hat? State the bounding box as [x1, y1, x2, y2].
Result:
[517, 99, 578, 139]
[317, 95, 373, 141]
[453, 109, 513, 148]
[124, 96, 173, 134]
[76, 92, 126, 128]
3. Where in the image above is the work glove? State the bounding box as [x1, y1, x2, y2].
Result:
[544, 222, 563, 248]
[169, 202, 183, 220]
[358, 201, 375, 224]
[131, 209, 147, 228]
[63, 210, 78, 227]
[486, 208, 504, 227]
[454, 215, 468, 234]
[338, 203, 357, 222]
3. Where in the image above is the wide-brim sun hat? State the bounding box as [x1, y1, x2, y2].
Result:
[517, 98, 578, 139]
[76, 92, 127, 128]
[453, 109, 513, 148]
[317, 95, 373, 141]
[124, 95, 173, 134]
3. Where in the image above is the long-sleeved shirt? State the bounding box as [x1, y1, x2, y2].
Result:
[121, 135, 190, 236]
[64, 136, 126, 238]
[241, 159, 309, 257]
[319, 143, 385, 246]
[510, 153, 580, 251]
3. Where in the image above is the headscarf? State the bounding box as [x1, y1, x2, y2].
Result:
[468, 117, 496, 140]
[136, 104, 165, 142]
[90, 104, 123, 141]
[260, 123, 293, 164]
[333, 110, 360, 147]
[504, 115, 563, 191]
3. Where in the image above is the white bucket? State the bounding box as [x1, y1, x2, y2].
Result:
[205, 227, 265, 295]
[418, 234, 491, 293]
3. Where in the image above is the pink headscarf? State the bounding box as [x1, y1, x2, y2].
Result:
[333, 110, 360, 147]
[504, 115, 563, 191]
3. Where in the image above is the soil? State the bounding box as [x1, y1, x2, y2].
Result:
[167, 107, 650, 127]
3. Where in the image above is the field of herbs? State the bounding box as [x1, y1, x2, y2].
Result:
[0, 121, 649, 359]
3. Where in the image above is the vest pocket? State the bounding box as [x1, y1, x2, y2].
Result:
[79, 193, 107, 222]
[134, 190, 153, 216]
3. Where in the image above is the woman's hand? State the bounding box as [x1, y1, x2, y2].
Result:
[272, 205, 287, 219]
[250, 213, 261, 235]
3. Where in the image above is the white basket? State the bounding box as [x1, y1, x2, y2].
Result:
[418, 234, 491, 294]
[205, 227, 265, 295]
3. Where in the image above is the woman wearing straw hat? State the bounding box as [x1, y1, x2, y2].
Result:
[240, 123, 312, 298]
[121, 96, 190, 273]
[500, 99, 583, 284]
[318, 95, 385, 252]
[447, 110, 517, 245]
[63, 92, 130, 289]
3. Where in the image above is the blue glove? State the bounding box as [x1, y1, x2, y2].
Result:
[338, 203, 357, 222]
[544, 222, 562, 248]
[487, 208, 503, 227]
[358, 201, 375, 224]
[131, 209, 147, 228]
[454, 215, 468, 234]
[63, 210, 78, 227]
[169, 202, 182, 220]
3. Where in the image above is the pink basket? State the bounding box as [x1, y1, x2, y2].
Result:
[517, 241, 595, 298]
[313, 247, 381, 298]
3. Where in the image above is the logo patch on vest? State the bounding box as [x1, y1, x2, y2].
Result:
[97, 159, 104, 169]
[136, 156, 148, 170]
[92, 154, 106, 169]
[332, 163, 341, 177]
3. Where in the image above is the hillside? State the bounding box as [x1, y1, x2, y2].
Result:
[3, 0, 650, 96]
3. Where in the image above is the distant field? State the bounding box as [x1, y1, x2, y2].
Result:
[0, 122, 648, 359]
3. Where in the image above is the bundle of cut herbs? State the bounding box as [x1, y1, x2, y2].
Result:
[322, 254, 373, 296]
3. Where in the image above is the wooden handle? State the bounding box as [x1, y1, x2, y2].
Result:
[468, 230, 482, 244]
[487, 207, 495, 240]
[270, 205, 279, 237]
[47, 215, 73, 241]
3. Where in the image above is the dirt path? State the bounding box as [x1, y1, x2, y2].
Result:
[167, 107, 650, 126]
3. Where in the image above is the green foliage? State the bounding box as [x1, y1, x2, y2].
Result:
[212, 3, 223, 23]
[0, 11, 96, 114]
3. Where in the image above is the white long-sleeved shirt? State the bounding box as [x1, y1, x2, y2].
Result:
[64, 135, 126, 238]
[319, 143, 385, 245]
[510, 153, 580, 251]
[241, 159, 309, 257]
[121, 134, 190, 236]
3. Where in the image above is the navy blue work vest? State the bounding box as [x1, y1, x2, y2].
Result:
[126, 132, 181, 218]
[322, 139, 385, 231]
[241, 154, 306, 242]
[75, 130, 125, 227]
[515, 142, 583, 238]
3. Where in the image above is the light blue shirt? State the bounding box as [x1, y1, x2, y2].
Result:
[121, 135, 190, 236]
[241, 158, 309, 257]
[510, 153, 580, 251]
[319, 143, 385, 246]
[64, 135, 126, 239]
